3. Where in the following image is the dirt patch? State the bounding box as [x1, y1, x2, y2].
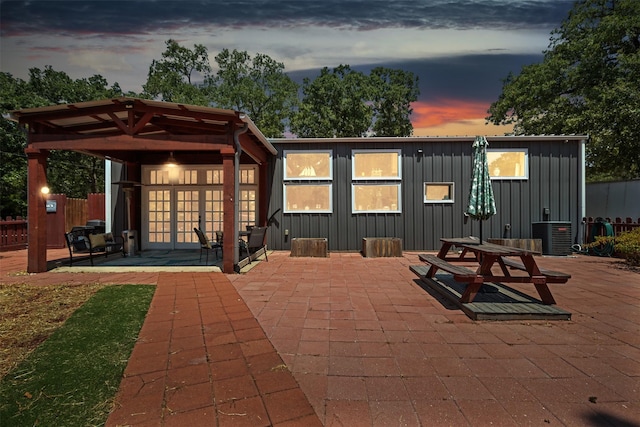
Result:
[612, 261, 640, 273]
[0, 283, 104, 379]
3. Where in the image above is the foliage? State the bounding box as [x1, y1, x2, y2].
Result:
[142, 39, 211, 105]
[291, 65, 373, 138]
[487, 0, 640, 181]
[290, 65, 419, 138]
[588, 227, 640, 265]
[0, 285, 155, 426]
[142, 41, 299, 137]
[0, 68, 123, 217]
[370, 67, 420, 137]
[209, 49, 299, 137]
[0, 117, 28, 217]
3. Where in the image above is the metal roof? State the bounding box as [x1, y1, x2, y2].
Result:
[269, 135, 589, 144]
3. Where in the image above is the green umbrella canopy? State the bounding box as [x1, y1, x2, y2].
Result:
[465, 136, 496, 239]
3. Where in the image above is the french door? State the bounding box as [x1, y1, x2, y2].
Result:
[142, 166, 256, 250]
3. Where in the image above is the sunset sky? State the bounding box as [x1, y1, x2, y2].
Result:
[0, 0, 574, 136]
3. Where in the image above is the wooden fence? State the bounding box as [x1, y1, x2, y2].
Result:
[582, 217, 640, 243]
[0, 193, 106, 251]
[65, 198, 88, 234]
[0, 216, 28, 252]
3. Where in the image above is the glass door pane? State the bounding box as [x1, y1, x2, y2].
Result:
[148, 190, 171, 245]
[176, 190, 199, 247]
[239, 189, 256, 230]
[204, 189, 224, 240]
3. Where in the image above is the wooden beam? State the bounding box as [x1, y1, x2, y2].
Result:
[222, 151, 235, 274]
[131, 112, 155, 134]
[17, 102, 127, 123]
[108, 112, 130, 135]
[29, 134, 231, 151]
[238, 133, 268, 164]
[25, 148, 49, 273]
[134, 103, 241, 124]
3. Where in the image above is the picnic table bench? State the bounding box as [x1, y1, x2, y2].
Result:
[500, 257, 571, 283]
[418, 254, 484, 284]
[414, 238, 571, 305]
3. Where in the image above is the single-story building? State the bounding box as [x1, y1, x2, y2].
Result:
[13, 98, 588, 272]
[265, 136, 588, 253]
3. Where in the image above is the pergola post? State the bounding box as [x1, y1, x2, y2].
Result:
[26, 147, 49, 273]
[221, 149, 236, 274]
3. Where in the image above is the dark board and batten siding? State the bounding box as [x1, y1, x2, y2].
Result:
[266, 136, 586, 252]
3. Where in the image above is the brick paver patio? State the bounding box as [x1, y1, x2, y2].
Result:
[1, 249, 638, 426]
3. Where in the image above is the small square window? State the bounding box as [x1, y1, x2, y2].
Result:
[424, 182, 454, 203]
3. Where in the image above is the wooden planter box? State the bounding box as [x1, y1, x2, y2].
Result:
[290, 238, 329, 257]
[362, 237, 403, 257]
[487, 238, 542, 254]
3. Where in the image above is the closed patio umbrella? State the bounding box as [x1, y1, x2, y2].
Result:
[465, 136, 496, 242]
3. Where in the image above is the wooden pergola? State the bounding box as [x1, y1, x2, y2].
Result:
[11, 97, 276, 273]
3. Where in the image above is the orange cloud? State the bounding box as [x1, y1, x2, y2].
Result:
[411, 98, 512, 136]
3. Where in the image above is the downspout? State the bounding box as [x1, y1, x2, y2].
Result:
[105, 159, 112, 232]
[233, 121, 249, 266]
[578, 136, 588, 244]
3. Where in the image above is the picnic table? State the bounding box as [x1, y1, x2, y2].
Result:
[420, 237, 570, 305]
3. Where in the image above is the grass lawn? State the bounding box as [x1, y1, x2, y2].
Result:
[0, 283, 105, 378]
[0, 284, 155, 426]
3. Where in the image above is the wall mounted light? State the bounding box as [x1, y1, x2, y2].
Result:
[40, 186, 50, 195]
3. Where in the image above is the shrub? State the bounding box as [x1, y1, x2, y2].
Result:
[589, 228, 640, 266]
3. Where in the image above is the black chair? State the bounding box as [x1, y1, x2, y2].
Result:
[241, 226, 268, 263]
[194, 228, 222, 264]
[64, 230, 124, 266]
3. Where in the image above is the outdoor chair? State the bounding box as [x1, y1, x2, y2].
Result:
[64, 230, 124, 266]
[193, 228, 222, 264]
[241, 226, 268, 263]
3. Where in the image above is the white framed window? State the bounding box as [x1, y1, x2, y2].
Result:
[284, 150, 332, 180]
[351, 149, 402, 214]
[352, 149, 401, 180]
[284, 183, 332, 213]
[424, 182, 454, 203]
[487, 149, 528, 180]
[283, 150, 333, 213]
[352, 184, 401, 213]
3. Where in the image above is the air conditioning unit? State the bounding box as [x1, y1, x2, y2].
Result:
[531, 221, 572, 256]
